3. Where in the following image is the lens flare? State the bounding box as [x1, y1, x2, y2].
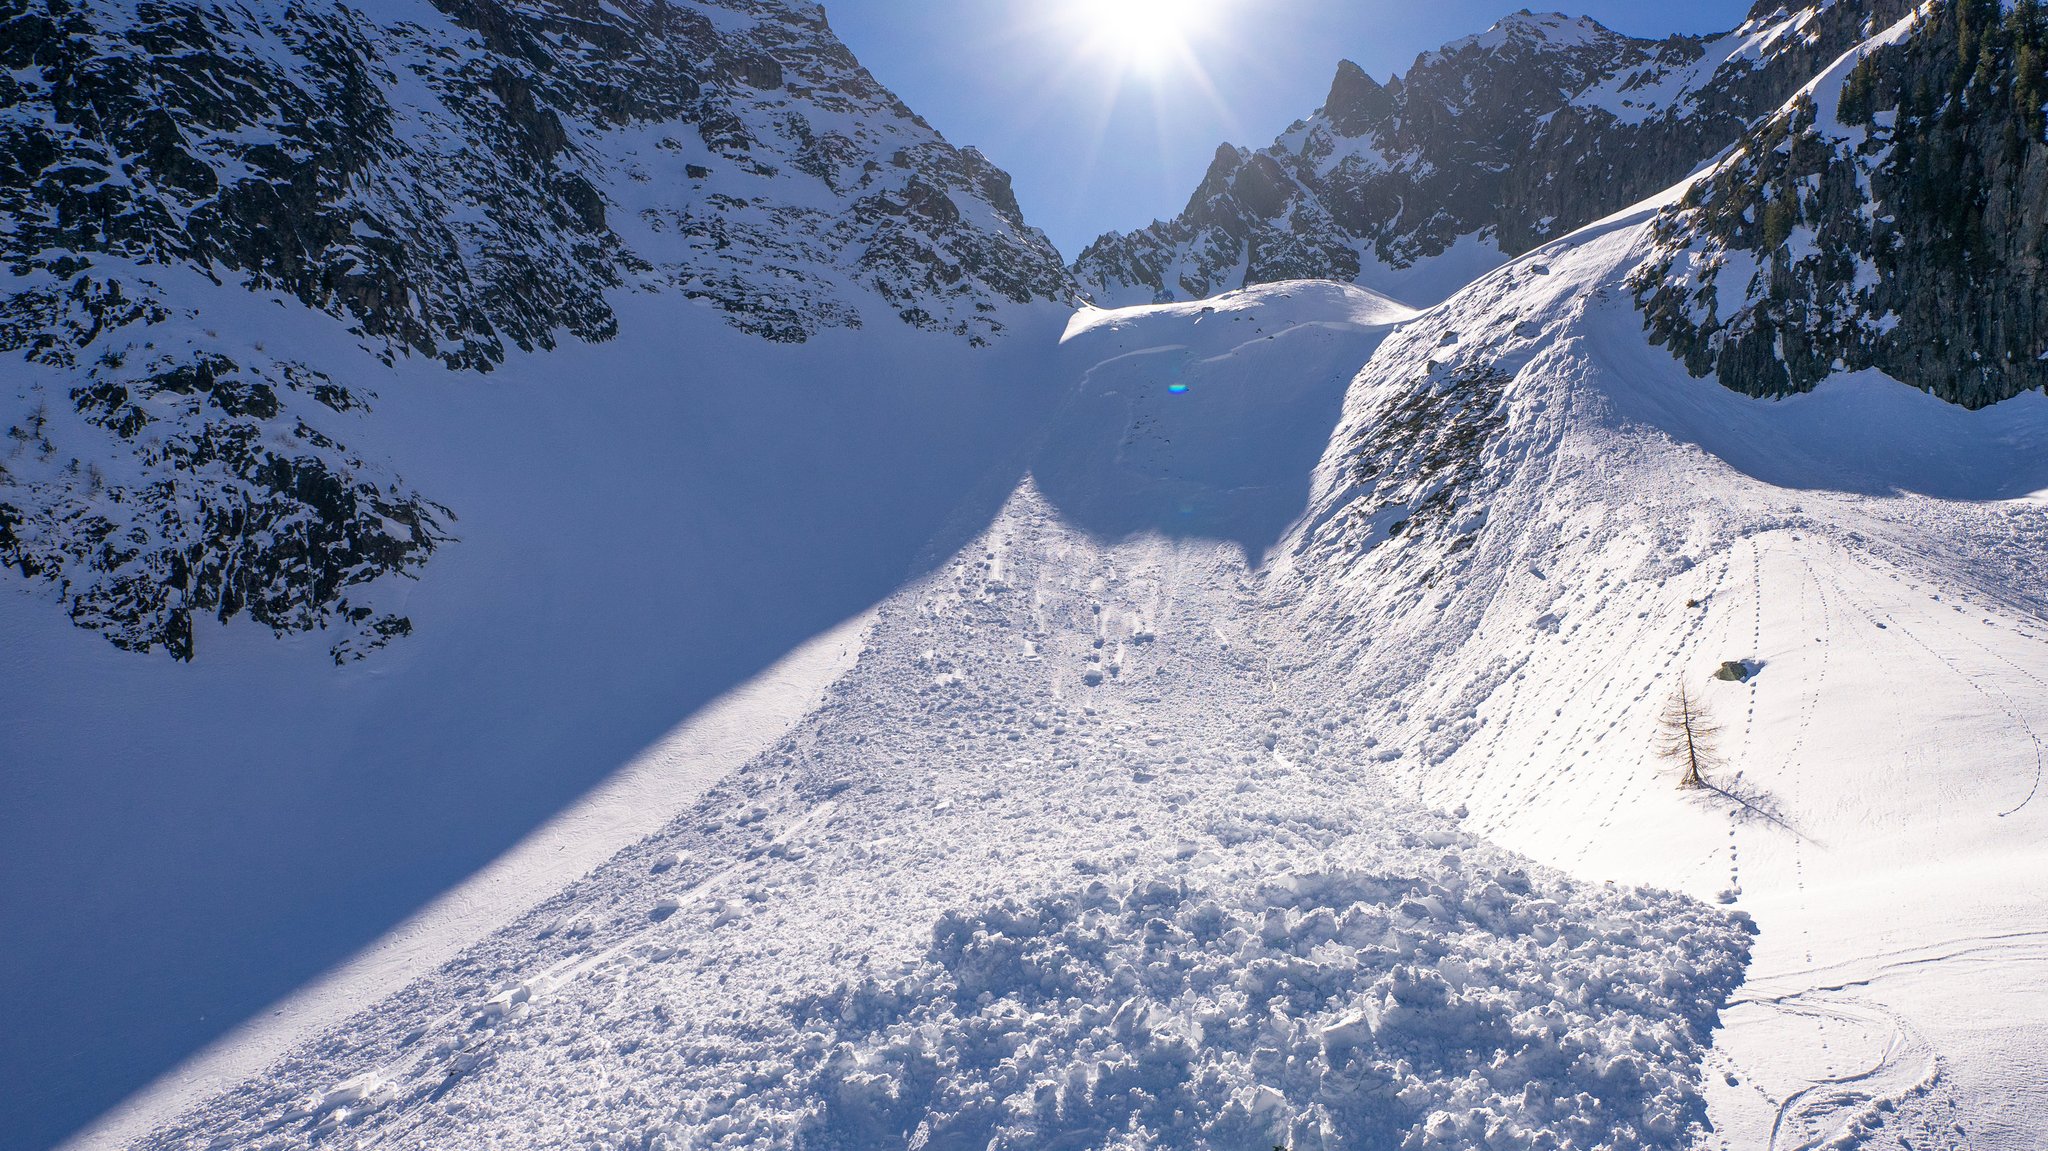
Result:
[1073, 0, 1225, 75]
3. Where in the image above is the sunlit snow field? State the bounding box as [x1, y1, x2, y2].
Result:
[13, 202, 2046, 1151]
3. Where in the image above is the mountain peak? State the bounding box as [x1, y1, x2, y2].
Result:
[1072, 0, 1913, 308]
[1323, 59, 1394, 136]
[1426, 10, 1616, 62]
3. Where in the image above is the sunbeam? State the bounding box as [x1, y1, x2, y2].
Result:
[1067, 0, 1230, 76]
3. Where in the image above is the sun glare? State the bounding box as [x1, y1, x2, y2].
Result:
[1075, 0, 1225, 75]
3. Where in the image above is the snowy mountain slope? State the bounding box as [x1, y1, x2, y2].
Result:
[1, 7, 1089, 1139]
[39, 146, 2048, 1151]
[93, 282, 1762, 1151]
[1268, 190, 2048, 1146]
[0, 0, 1068, 359]
[51, 276, 1420, 1151]
[14, 4, 2048, 1151]
[1072, 0, 1911, 308]
[66, 609, 873, 1151]
[86, 156, 2048, 1149]
[0, 292, 1077, 1151]
[1038, 281, 1418, 561]
[0, 0, 1072, 661]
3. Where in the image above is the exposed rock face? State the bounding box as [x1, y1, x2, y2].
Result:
[0, 0, 1072, 659]
[1, 341, 449, 662]
[1289, 268, 1547, 618]
[1634, 0, 2048, 409]
[0, 0, 1070, 363]
[1073, 2, 1912, 307]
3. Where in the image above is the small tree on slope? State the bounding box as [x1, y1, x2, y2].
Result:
[1658, 685, 1721, 789]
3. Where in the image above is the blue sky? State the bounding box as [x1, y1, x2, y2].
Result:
[821, 1, 1759, 258]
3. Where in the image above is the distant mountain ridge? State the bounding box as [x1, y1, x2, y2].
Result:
[1071, 1, 1913, 308]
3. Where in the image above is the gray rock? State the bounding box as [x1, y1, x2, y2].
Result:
[1072, 2, 1909, 306]
[1633, 1, 2048, 409]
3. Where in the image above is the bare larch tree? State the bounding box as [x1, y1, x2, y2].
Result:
[1657, 685, 1722, 788]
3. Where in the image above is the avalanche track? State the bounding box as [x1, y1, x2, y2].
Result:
[44, 219, 2048, 1151]
[113, 496, 1756, 1151]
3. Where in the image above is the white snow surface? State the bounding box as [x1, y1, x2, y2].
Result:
[17, 131, 2048, 1151]
[67, 611, 873, 1151]
[1, 282, 1079, 1151]
[1274, 210, 2048, 1149]
[105, 477, 1756, 1151]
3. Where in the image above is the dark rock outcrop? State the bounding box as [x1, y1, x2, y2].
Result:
[1634, 0, 2048, 409]
[3, 351, 448, 662]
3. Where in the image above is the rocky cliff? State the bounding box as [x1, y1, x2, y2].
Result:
[1633, 0, 2048, 408]
[0, 0, 1073, 660]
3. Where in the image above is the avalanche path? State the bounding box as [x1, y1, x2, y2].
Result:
[55, 193, 2048, 1151]
[125, 484, 1753, 1151]
[103, 284, 1759, 1151]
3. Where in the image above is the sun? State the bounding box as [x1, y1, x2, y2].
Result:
[1073, 0, 1225, 75]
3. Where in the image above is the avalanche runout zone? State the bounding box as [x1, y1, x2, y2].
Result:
[139, 487, 1753, 1151]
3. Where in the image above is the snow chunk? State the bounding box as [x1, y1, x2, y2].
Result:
[784, 866, 1750, 1150]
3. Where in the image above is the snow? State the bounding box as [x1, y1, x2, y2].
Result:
[0, 279, 1075, 1151]
[1043, 281, 1416, 562]
[801, 860, 1745, 1151]
[25, 193, 2048, 1151]
[1425, 12, 1612, 67]
[61, 610, 871, 1151]
[1352, 232, 1511, 311]
[12, 12, 2048, 1151]
[1277, 209, 2048, 1150]
[1062, 279, 1416, 340]
[1569, 9, 1816, 129]
[82, 468, 1758, 1151]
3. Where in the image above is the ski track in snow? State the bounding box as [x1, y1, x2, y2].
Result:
[1840, 575, 2048, 822]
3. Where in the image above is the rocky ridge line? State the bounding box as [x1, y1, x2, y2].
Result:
[1072, 1, 1912, 308]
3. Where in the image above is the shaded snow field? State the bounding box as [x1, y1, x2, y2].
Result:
[63, 279, 1762, 1151]
[50, 179, 2048, 1151]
